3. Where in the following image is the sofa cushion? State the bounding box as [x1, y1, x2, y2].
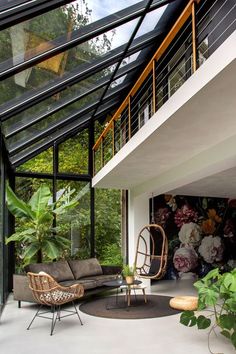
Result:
[26, 261, 74, 282]
[68, 258, 103, 280]
[59, 279, 96, 290]
[81, 274, 118, 287]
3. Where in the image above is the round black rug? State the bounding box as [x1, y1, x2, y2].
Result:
[79, 295, 180, 319]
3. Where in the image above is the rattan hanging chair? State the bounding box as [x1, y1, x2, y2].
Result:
[134, 224, 168, 280]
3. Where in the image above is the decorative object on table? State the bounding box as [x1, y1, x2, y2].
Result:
[27, 272, 84, 335]
[180, 268, 236, 352]
[122, 264, 136, 284]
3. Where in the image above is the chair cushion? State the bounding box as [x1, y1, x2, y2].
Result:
[149, 258, 161, 275]
[59, 279, 96, 290]
[81, 274, 118, 287]
[26, 261, 75, 282]
[68, 258, 103, 280]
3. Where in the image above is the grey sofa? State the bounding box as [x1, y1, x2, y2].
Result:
[13, 258, 121, 307]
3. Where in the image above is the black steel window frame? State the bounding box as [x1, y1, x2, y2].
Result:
[0, 0, 177, 81]
[0, 0, 75, 31]
[13, 122, 95, 258]
[0, 28, 164, 122]
[5, 56, 144, 139]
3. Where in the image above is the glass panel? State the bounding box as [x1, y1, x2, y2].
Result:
[95, 188, 122, 265]
[168, 58, 186, 97]
[109, 74, 127, 89]
[156, 85, 164, 110]
[134, 5, 168, 40]
[168, 43, 185, 71]
[0, 18, 139, 107]
[7, 87, 104, 150]
[58, 129, 89, 175]
[198, 37, 209, 67]
[119, 51, 141, 68]
[0, 141, 3, 306]
[16, 147, 53, 173]
[86, 0, 138, 20]
[56, 180, 91, 259]
[14, 177, 53, 272]
[3, 64, 117, 137]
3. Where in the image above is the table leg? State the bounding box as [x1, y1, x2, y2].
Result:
[127, 287, 131, 307]
[142, 288, 147, 303]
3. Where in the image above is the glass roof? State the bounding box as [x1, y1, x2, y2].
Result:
[0, 0, 188, 167]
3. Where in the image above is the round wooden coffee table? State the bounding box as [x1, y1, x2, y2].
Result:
[103, 279, 143, 307]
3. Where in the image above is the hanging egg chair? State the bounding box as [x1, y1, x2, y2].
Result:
[134, 224, 168, 280]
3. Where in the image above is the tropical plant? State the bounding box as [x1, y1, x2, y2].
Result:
[5, 184, 79, 265]
[180, 268, 236, 353]
[122, 264, 136, 277]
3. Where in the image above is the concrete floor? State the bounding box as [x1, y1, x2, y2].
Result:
[0, 280, 234, 354]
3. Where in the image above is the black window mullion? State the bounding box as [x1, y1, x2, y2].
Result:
[0, 28, 162, 122]
[5, 57, 143, 139]
[0, 0, 75, 31]
[0, 0, 175, 81]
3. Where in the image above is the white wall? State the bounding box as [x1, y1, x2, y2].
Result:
[128, 191, 151, 290]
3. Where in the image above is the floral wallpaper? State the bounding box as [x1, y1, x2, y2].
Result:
[151, 194, 236, 280]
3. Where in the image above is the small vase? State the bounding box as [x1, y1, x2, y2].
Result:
[125, 276, 134, 284]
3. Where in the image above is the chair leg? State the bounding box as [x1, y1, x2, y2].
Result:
[57, 305, 61, 321]
[50, 305, 58, 336]
[72, 301, 83, 325]
[27, 304, 42, 330]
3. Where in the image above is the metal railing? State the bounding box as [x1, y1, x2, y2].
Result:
[93, 0, 236, 175]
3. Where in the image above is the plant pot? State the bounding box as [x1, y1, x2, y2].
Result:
[125, 276, 134, 284]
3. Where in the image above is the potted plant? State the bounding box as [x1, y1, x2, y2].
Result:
[122, 264, 136, 284]
[180, 268, 236, 353]
[5, 184, 79, 266]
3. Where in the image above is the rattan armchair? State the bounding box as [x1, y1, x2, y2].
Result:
[27, 272, 84, 335]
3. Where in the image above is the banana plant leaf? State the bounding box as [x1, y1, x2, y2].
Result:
[6, 184, 35, 220]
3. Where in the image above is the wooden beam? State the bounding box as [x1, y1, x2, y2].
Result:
[128, 96, 131, 140]
[152, 60, 156, 114]
[112, 120, 115, 156]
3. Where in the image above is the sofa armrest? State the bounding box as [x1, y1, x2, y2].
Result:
[101, 265, 122, 275]
[13, 274, 35, 305]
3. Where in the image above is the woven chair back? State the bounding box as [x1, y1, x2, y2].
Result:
[27, 272, 84, 306]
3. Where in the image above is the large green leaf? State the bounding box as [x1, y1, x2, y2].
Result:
[5, 228, 36, 244]
[53, 235, 71, 249]
[29, 185, 51, 215]
[231, 331, 236, 349]
[197, 315, 211, 329]
[6, 184, 35, 220]
[180, 311, 197, 327]
[42, 240, 60, 260]
[23, 243, 40, 259]
[219, 314, 236, 331]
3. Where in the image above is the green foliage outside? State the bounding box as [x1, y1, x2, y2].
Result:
[2, 2, 122, 269]
[180, 268, 236, 352]
[6, 184, 79, 266]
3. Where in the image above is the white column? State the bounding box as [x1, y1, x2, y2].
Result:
[128, 190, 151, 291]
